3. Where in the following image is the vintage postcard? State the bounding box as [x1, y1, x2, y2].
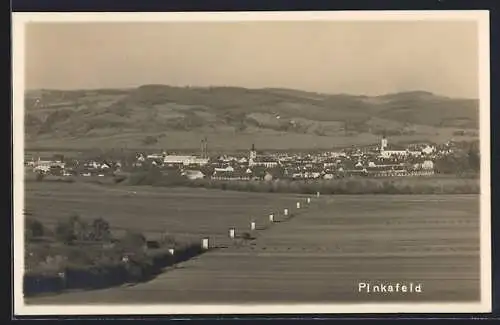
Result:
[12, 11, 491, 315]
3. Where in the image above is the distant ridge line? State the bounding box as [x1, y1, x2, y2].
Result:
[24, 85, 478, 101]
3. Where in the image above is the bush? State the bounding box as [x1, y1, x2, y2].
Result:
[128, 168, 166, 186]
[119, 231, 146, 252]
[64, 247, 94, 265]
[24, 272, 64, 295]
[127, 171, 149, 185]
[160, 233, 177, 247]
[24, 214, 208, 297]
[154, 176, 480, 195]
[157, 172, 188, 187]
[55, 220, 76, 245]
[89, 218, 112, 242]
[25, 218, 45, 240]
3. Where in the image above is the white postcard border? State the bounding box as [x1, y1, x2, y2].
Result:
[12, 10, 491, 315]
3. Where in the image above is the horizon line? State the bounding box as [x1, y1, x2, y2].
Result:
[24, 84, 479, 101]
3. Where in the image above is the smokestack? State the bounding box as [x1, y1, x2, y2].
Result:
[199, 137, 208, 159]
[201, 138, 205, 158]
[252, 143, 255, 151]
[204, 137, 208, 159]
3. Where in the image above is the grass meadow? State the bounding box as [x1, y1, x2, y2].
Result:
[24, 181, 305, 242]
[23, 180, 480, 304]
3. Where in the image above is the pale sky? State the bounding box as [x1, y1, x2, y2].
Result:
[25, 21, 479, 98]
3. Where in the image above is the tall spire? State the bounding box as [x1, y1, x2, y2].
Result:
[381, 133, 388, 152]
[201, 138, 205, 159]
[204, 137, 208, 159]
[249, 143, 257, 163]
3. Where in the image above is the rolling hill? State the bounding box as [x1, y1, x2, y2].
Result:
[23, 85, 479, 151]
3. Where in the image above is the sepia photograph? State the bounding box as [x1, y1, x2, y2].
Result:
[12, 11, 491, 315]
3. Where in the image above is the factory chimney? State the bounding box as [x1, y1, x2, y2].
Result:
[204, 137, 208, 159]
[201, 138, 205, 158]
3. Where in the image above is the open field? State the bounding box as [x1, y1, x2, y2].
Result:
[24, 181, 306, 242]
[27, 129, 477, 152]
[24, 185, 480, 304]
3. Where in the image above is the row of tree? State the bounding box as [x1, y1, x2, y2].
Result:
[26, 215, 112, 244]
[434, 143, 480, 175]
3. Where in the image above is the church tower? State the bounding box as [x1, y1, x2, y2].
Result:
[381, 136, 388, 152]
[249, 144, 257, 163]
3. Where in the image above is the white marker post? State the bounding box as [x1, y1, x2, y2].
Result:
[229, 228, 236, 239]
[316, 191, 320, 197]
[284, 208, 289, 216]
[296, 202, 301, 209]
[250, 221, 256, 231]
[202, 238, 209, 250]
[58, 271, 66, 288]
[168, 248, 175, 255]
[269, 214, 275, 223]
[307, 197, 311, 204]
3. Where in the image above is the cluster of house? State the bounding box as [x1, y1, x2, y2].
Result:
[25, 136, 457, 181]
[25, 156, 121, 177]
[25, 157, 69, 175]
[196, 138, 439, 181]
